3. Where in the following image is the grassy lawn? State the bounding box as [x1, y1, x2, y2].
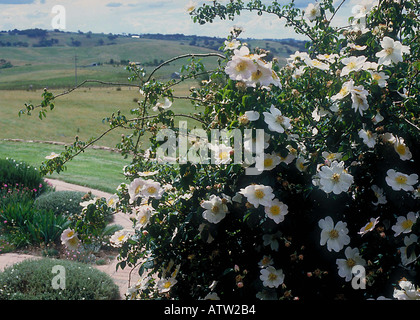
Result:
[0, 83, 203, 148]
[0, 35, 220, 192]
[0, 83, 204, 193]
[0, 37, 221, 90]
[0, 140, 130, 194]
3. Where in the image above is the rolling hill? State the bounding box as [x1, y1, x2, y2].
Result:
[0, 29, 306, 90]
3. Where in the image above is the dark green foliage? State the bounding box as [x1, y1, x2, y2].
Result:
[0, 158, 47, 197]
[34, 190, 88, 216]
[0, 196, 69, 247]
[0, 258, 120, 300]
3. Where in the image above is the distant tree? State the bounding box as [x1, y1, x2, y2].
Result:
[71, 39, 81, 47]
[107, 33, 118, 41]
[0, 59, 13, 69]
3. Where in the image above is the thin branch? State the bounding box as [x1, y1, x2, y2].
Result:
[64, 124, 123, 164]
[57, 112, 209, 167]
[54, 79, 141, 98]
[25, 79, 140, 112]
[129, 113, 208, 125]
[146, 52, 226, 83]
[328, 0, 347, 24]
[402, 116, 420, 132]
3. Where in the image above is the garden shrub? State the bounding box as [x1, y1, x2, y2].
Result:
[0, 158, 47, 197]
[0, 258, 120, 300]
[23, 0, 420, 300]
[0, 195, 69, 247]
[34, 190, 88, 216]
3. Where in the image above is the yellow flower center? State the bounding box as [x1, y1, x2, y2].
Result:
[211, 205, 220, 214]
[395, 175, 408, 185]
[67, 231, 74, 238]
[254, 189, 265, 199]
[332, 173, 341, 183]
[402, 219, 413, 230]
[118, 234, 126, 242]
[251, 69, 263, 81]
[327, 153, 337, 160]
[135, 185, 142, 195]
[364, 221, 374, 231]
[139, 215, 148, 225]
[264, 158, 273, 168]
[373, 73, 382, 81]
[239, 115, 249, 124]
[270, 205, 281, 216]
[329, 229, 339, 239]
[299, 162, 306, 170]
[163, 281, 172, 289]
[356, 95, 365, 104]
[385, 47, 394, 55]
[147, 186, 157, 194]
[347, 61, 357, 70]
[346, 258, 356, 268]
[261, 256, 271, 265]
[276, 115, 284, 124]
[268, 273, 278, 281]
[339, 87, 348, 96]
[219, 152, 229, 160]
[396, 144, 407, 155]
[235, 61, 247, 72]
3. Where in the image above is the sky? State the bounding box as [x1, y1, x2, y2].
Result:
[0, 0, 356, 40]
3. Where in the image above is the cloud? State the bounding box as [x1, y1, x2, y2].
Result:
[0, 0, 35, 3]
[106, 2, 123, 7]
[0, 0, 353, 40]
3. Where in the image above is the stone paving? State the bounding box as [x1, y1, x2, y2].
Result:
[0, 179, 140, 299]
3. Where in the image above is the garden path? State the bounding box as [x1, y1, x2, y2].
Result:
[0, 178, 140, 299]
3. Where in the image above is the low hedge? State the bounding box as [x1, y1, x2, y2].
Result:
[0, 258, 120, 300]
[34, 191, 88, 216]
[0, 158, 47, 196]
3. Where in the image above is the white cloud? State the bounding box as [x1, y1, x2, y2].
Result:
[0, 0, 353, 39]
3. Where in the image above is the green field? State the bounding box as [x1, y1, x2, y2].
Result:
[0, 30, 305, 192]
[0, 33, 223, 90]
[0, 83, 201, 147]
[0, 84, 204, 192]
[0, 140, 129, 194]
[0, 30, 304, 90]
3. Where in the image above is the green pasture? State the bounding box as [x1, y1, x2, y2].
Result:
[0, 84, 203, 192]
[0, 140, 129, 194]
[0, 37, 221, 90]
[0, 31, 302, 192]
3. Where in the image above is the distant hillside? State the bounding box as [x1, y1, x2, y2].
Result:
[0, 29, 307, 90]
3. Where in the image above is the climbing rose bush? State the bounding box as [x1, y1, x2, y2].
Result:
[32, 0, 419, 300]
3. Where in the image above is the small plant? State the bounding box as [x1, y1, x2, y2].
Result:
[0, 258, 120, 300]
[0, 238, 14, 254]
[0, 158, 47, 197]
[0, 194, 69, 248]
[34, 190, 90, 216]
[60, 200, 121, 263]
